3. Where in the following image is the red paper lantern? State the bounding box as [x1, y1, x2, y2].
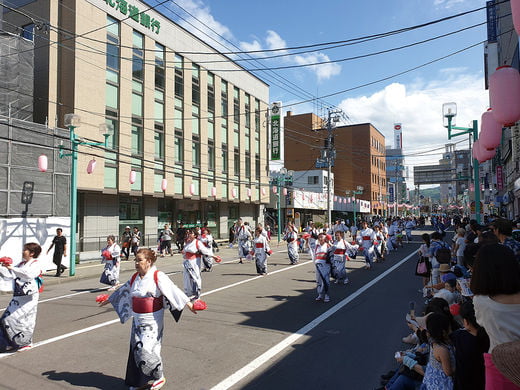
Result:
[161, 179, 167, 191]
[480, 109, 503, 150]
[38, 155, 48, 172]
[489, 66, 520, 125]
[261, 187, 266, 196]
[282, 188, 288, 196]
[232, 188, 237, 198]
[86, 159, 96, 174]
[189, 183, 195, 195]
[129, 170, 136, 184]
[272, 186, 277, 194]
[247, 188, 252, 198]
[211, 186, 217, 197]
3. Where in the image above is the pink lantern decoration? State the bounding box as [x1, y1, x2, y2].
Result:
[38, 155, 48, 172]
[480, 109, 503, 150]
[129, 170, 136, 184]
[343, 198, 346, 204]
[272, 186, 277, 194]
[232, 188, 237, 198]
[247, 188, 252, 198]
[334, 196, 337, 202]
[261, 187, 266, 196]
[190, 183, 195, 195]
[489, 66, 520, 125]
[511, 0, 520, 36]
[211, 186, 217, 197]
[86, 159, 96, 174]
[292, 191, 296, 199]
[477, 140, 496, 163]
[283, 188, 288, 196]
[161, 178, 167, 191]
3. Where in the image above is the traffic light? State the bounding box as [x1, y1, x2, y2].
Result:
[21, 181, 34, 205]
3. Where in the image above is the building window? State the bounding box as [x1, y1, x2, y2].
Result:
[222, 145, 228, 174]
[192, 136, 200, 169]
[192, 64, 200, 106]
[234, 148, 240, 177]
[255, 154, 260, 180]
[308, 176, 319, 185]
[255, 99, 260, 133]
[174, 130, 183, 164]
[245, 93, 251, 130]
[221, 80, 228, 129]
[21, 23, 35, 41]
[131, 121, 143, 157]
[245, 152, 251, 179]
[233, 87, 240, 125]
[208, 140, 215, 171]
[154, 124, 164, 160]
[192, 105, 200, 135]
[207, 72, 215, 113]
[154, 43, 165, 90]
[132, 30, 144, 81]
[174, 54, 184, 99]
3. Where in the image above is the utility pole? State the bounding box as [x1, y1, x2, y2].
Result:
[324, 109, 341, 226]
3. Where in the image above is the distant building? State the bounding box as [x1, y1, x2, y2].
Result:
[283, 112, 387, 217]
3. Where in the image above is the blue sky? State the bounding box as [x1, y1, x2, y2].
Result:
[149, 0, 490, 185]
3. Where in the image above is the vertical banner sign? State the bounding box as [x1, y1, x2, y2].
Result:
[496, 165, 503, 191]
[388, 183, 394, 203]
[270, 102, 282, 161]
[486, 1, 497, 43]
[394, 123, 402, 149]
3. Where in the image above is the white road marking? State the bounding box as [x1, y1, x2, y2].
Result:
[209, 251, 416, 390]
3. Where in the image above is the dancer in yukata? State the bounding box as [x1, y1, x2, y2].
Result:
[235, 218, 252, 264]
[357, 221, 376, 270]
[373, 225, 386, 262]
[252, 227, 272, 275]
[0, 243, 43, 352]
[100, 235, 122, 291]
[182, 229, 220, 300]
[331, 231, 357, 285]
[311, 233, 332, 302]
[284, 221, 299, 265]
[198, 227, 214, 272]
[101, 248, 197, 390]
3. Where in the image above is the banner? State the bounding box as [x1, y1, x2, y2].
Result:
[270, 102, 282, 160]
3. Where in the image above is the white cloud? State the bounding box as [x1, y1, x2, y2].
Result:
[337, 70, 488, 182]
[433, 0, 467, 9]
[294, 52, 342, 81]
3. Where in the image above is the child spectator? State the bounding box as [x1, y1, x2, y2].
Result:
[450, 301, 490, 390]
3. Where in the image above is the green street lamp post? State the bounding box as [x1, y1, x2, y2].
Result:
[60, 114, 110, 276]
[442, 103, 481, 224]
[346, 185, 363, 226]
[271, 168, 293, 243]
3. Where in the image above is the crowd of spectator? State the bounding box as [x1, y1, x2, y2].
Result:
[376, 217, 520, 390]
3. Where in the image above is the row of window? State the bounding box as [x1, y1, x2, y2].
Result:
[103, 15, 265, 195]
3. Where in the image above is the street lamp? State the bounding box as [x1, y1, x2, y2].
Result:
[271, 168, 293, 242]
[442, 102, 481, 223]
[60, 114, 111, 275]
[346, 185, 363, 226]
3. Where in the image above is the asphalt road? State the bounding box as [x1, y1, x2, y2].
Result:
[0, 232, 430, 390]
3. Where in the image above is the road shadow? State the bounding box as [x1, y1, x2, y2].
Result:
[42, 370, 126, 389]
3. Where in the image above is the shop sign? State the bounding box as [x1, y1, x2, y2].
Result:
[270, 102, 281, 160]
[496, 165, 503, 191]
[103, 0, 161, 34]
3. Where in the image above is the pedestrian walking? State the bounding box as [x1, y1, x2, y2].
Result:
[100, 248, 197, 390]
[100, 235, 121, 291]
[0, 243, 43, 352]
[47, 228, 67, 276]
[159, 224, 174, 257]
[121, 226, 132, 260]
[175, 223, 186, 251]
[131, 227, 141, 257]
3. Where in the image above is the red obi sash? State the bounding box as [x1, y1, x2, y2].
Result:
[334, 248, 345, 255]
[255, 243, 264, 248]
[185, 252, 199, 260]
[132, 296, 163, 313]
[362, 236, 371, 240]
[315, 253, 327, 260]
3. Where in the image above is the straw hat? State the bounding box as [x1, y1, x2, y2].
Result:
[492, 341, 520, 387]
[439, 264, 452, 273]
